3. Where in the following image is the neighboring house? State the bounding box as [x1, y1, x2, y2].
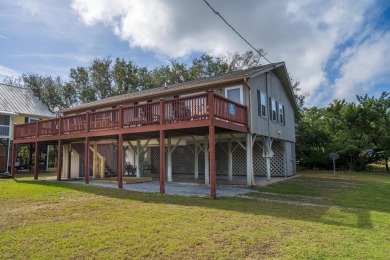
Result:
[0, 83, 53, 173]
[11, 62, 298, 198]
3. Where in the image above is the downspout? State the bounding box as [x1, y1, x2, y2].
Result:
[265, 72, 272, 181]
[265, 72, 270, 137]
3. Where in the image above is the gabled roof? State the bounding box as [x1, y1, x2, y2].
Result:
[0, 83, 54, 117]
[60, 62, 297, 113]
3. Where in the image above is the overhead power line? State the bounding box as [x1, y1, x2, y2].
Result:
[203, 0, 273, 64]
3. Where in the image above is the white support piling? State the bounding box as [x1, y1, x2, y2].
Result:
[194, 144, 199, 179]
[246, 133, 254, 186]
[228, 139, 233, 181]
[204, 134, 209, 185]
[167, 138, 172, 182]
[136, 139, 140, 177]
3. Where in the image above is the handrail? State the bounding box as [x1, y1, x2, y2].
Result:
[13, 92, 248, 139]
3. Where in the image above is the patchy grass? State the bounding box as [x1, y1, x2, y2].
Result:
[1, 172, 390, 259]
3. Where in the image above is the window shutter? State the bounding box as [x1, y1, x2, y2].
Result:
[257, 90, 261, 116]
[269, 97, 272, 120]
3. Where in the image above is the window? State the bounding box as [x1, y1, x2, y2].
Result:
[28, 118, 39, 123]
[269, 98, 278, 122]
[279, 104, 285, 125]
[257, 90, 267, 117]
[225, 86, 243, 104]
[0, 115, 10, 125]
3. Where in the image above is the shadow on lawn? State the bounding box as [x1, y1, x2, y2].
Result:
[12, 178, 380, 230]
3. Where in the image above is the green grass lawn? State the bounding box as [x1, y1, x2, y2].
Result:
[1, 171, 389, 259]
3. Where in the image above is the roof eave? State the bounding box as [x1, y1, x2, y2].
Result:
[59, 76, 250, 114]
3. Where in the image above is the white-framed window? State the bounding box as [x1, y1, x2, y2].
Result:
[270, 98, 278, 122]
[279, 104, 285, 125]
[225, 86, 243, 104]
[257, 90, 267, 117]
[0, 115, 10, 136]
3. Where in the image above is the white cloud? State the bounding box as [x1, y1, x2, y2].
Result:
[14, 0, 39, 15]
[332, 30, 390, 100]
[70, 0, 382, 105]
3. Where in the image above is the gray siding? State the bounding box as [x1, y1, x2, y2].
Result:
[250, 73, 296, 142]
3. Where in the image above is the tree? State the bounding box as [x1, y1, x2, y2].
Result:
[22, 74, 63, 113]
[90, 57, 113, 99]
[112, 58, 139, 94]
[2, 76, 23, 87]
[70, 67, 96, 103]
[356, 92, 390, 173]
[62, 82, 78, 109]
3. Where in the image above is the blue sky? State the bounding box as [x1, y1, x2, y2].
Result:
[0, 0, 389, 107]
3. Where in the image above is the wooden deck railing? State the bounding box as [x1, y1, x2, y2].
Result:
[213, 95, 248, 126]
[13, 92, 248, 140]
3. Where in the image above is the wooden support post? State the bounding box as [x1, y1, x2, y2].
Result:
[204, 134, 209, 185]
[246, 133, 253, 186]
[209, 126, 216, 199]
[11, 143, 16, 179]
[136, 139, 140, 177]
[57, 139, 62, 181]
[117, 134, 123, 189]
[34, 142, 39, 180]
[84, 137, 89, 184]
[167, 138, 172, 182]
[228, 139, 233, 181]
[159, 130, 165, 194]
[194, 144, 199, 179]
[93, 142, 97, 178]
[67, 146, 71, 179]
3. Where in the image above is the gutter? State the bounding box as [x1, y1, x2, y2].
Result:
[265, 72, 271, 138]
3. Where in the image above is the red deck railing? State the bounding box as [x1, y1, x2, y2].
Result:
[13, 92, 248, 140]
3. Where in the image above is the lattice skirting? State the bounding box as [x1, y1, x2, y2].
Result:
[150, 140, 295, 177]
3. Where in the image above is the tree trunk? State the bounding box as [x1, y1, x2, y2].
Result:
[386, 157, 389, 174]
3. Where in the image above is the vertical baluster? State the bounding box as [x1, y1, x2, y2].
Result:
[160, 99, 164, 125]
[119, 106, 123, 128]
[35, 121, 39, 138]
[85, 112, 90, 132]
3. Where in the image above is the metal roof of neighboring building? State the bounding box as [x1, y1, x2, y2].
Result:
[0, 83, 54, 117]
[61, 63, 283, 114]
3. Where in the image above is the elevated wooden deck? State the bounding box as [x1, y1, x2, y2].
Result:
[13, 92, 248, 144]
